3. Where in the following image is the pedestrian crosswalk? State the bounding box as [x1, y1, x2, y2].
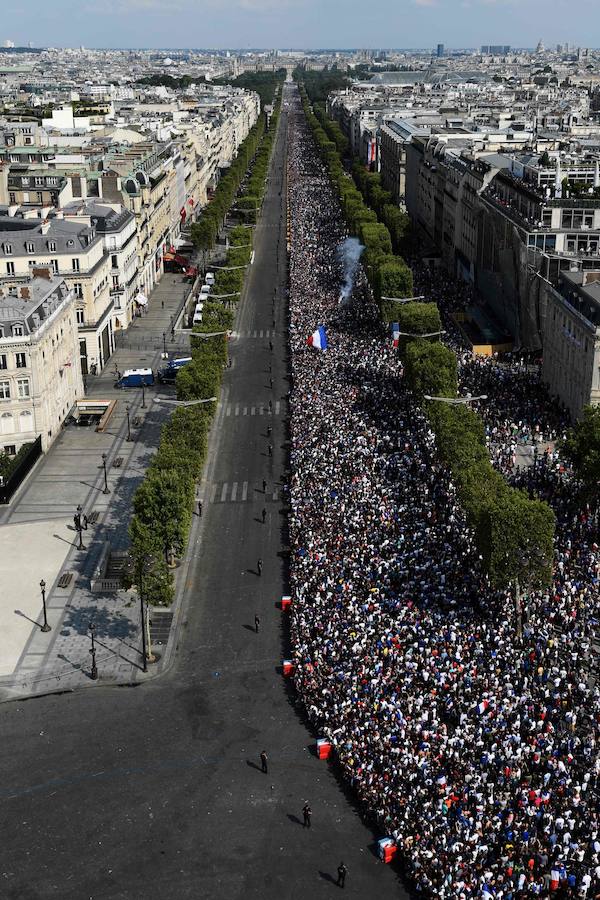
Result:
[208, 481, 279, 504]
[225, 400, 281, 416]
[230, 329, 275, 339]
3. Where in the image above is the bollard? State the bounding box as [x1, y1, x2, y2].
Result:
[377, 838, 397, 864]
[316, 738, 332, 760]
[282, 659, 295, 677]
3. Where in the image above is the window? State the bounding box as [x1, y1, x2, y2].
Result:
[111, 254, 118, 269]
[34, 177, 44, 187]
[73, 282, 83, 298]
[48, 241, 56, 252]
[6, 261, 15, 276]
[12, 325, 24, 336]
[76, 307, 85, 325]
[3, 444, 16, 455]
[16, 379, 30, 399]
[4, 242, 12, 254]
[26, 242, 35, 253]
[51, 259, 59, 274]
[0, 381, 10, 399]
[72, 258, 80, 272]
[37, 192, 43, 204]
[8, 192, 16, 204]
[15, 352, 26, 369]
[0, 354, 6, 370]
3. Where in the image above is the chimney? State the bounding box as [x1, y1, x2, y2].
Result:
[20, 286, 30, 299]
[40, 220, 51, 235]
[31, 266, 52, 280]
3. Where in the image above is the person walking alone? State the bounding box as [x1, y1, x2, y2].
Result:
[268, 444, 273, 458]
[254, 614, 260, 633]
[262, 507, 267, 524]
[336, 862, 347, 888]
[302, 802, 312, 828]
[260, 750, 268, 774]
[257, 558, 263, 576]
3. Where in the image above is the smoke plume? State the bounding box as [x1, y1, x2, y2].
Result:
[337, 237, 364, 303]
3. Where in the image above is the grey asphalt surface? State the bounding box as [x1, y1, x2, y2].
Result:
[0, 89, 408, 900]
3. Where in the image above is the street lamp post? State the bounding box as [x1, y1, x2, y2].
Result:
[398, 329, 447, 341]
[139, 571, 148, 674]
[101, 453, 110, 495]
[141, 379, 147, 410]
[39, 579, 51, 632]
[89, 623, 98, 680]
[423, 393, 488, 405]
[162, 332, 167, 356]
[153, 396, 217, 408]
[125, 403, 132, 442]
[76, 503, 85, 550]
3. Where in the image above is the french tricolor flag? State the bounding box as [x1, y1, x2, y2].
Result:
[477, 699, 490, 715]
[391, 322, 400, 348]
[307, 326, 328, 350]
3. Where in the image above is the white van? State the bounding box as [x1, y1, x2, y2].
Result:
[192, 301, 204, 325]
[200, 284, 211, 296]
[205, 272, 215, 286]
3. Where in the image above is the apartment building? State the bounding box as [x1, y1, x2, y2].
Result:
[0, 273, 83, 454]
[63, 200, 138, 331]
[0, 215, 113, 374]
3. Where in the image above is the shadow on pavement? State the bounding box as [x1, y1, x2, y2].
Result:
[63, 604, 136, 640]
[318, 871, 338, 885]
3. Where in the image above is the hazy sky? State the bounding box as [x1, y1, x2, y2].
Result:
[3, 0, 599, 51]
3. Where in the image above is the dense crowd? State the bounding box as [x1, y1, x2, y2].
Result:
[286, 94, 599, 900]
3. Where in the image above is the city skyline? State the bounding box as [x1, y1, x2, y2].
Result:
[3, 0, 600, 52]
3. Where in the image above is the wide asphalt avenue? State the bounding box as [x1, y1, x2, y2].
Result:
[0, 86, 407, 900]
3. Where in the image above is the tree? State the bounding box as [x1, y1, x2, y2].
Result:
[191, 219, 217, 269]
[477, 490, 555, 592]
[126, 517, 174, 607]
[561, 405, 600, 496]
[403, 340, 458, 400]
[375, 256, 414, 320]
[397, 302, 441, 337]
[133, 470, 193, 567]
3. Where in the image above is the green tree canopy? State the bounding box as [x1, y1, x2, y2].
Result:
[403, 339, 458, 400]
[561, 405, 600, 495]
[477, 490, 556, 590]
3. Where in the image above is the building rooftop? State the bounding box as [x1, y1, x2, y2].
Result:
[0, 274, 71, 335]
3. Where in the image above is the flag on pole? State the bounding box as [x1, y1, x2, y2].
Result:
[307, 326, 328, 350]
[391, 322, 400, 348]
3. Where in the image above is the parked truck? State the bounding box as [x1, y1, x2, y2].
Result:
[157, 357, 192, 385]
[115, 368, 155, 388]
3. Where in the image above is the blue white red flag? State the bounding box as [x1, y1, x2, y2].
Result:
[307, 326, 328, 350]
[391, 322, 400, 348]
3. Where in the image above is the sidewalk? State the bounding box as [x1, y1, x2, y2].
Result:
[0, 271, 193, 701]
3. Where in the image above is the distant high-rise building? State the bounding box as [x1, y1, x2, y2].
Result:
[437, 43, 445, 58]
[481, 45, 510, 55]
